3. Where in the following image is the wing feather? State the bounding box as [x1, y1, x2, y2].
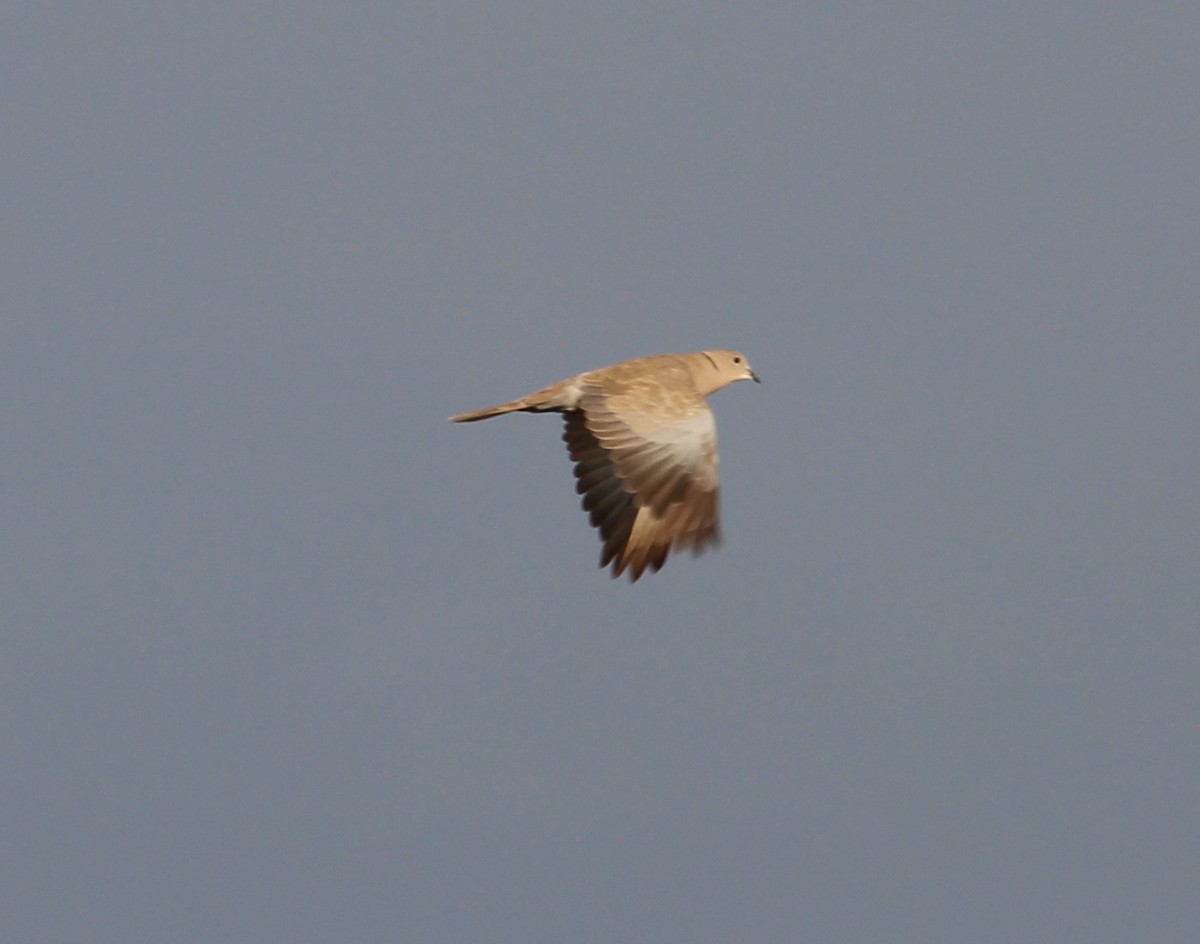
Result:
[561, 387, 722, 581]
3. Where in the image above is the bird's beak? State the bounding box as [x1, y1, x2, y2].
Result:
[749, 369, 761, 384]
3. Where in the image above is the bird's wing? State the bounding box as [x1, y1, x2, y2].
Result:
[561, 385, 720, 580]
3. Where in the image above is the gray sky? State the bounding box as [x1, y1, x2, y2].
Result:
[4, 3, 1198, 942]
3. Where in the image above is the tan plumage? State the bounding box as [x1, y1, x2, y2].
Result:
[450, 350, 759, 581]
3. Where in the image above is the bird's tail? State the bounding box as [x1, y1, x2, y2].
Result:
[451, 378, 576, 422]
[449, 398, 532, 423]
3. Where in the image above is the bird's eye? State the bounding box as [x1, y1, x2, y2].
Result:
[733, 356, 742, 364]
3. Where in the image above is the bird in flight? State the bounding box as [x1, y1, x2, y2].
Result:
[451, 350, 759, 581]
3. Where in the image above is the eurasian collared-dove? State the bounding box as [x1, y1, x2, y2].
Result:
[451, 350, 759, 581]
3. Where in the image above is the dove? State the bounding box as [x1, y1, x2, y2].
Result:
[450, 350, 759, 581]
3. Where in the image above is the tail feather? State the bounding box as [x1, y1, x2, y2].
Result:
[449, 399, 528, 423]
[450, 378, 576, 422]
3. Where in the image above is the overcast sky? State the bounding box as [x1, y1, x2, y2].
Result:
[4, 3, 1198, 942]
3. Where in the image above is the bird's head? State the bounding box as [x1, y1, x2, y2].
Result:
[701, 349, 761, 390]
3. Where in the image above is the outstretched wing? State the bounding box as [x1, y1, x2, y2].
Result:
[561, 386, 721, 581]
